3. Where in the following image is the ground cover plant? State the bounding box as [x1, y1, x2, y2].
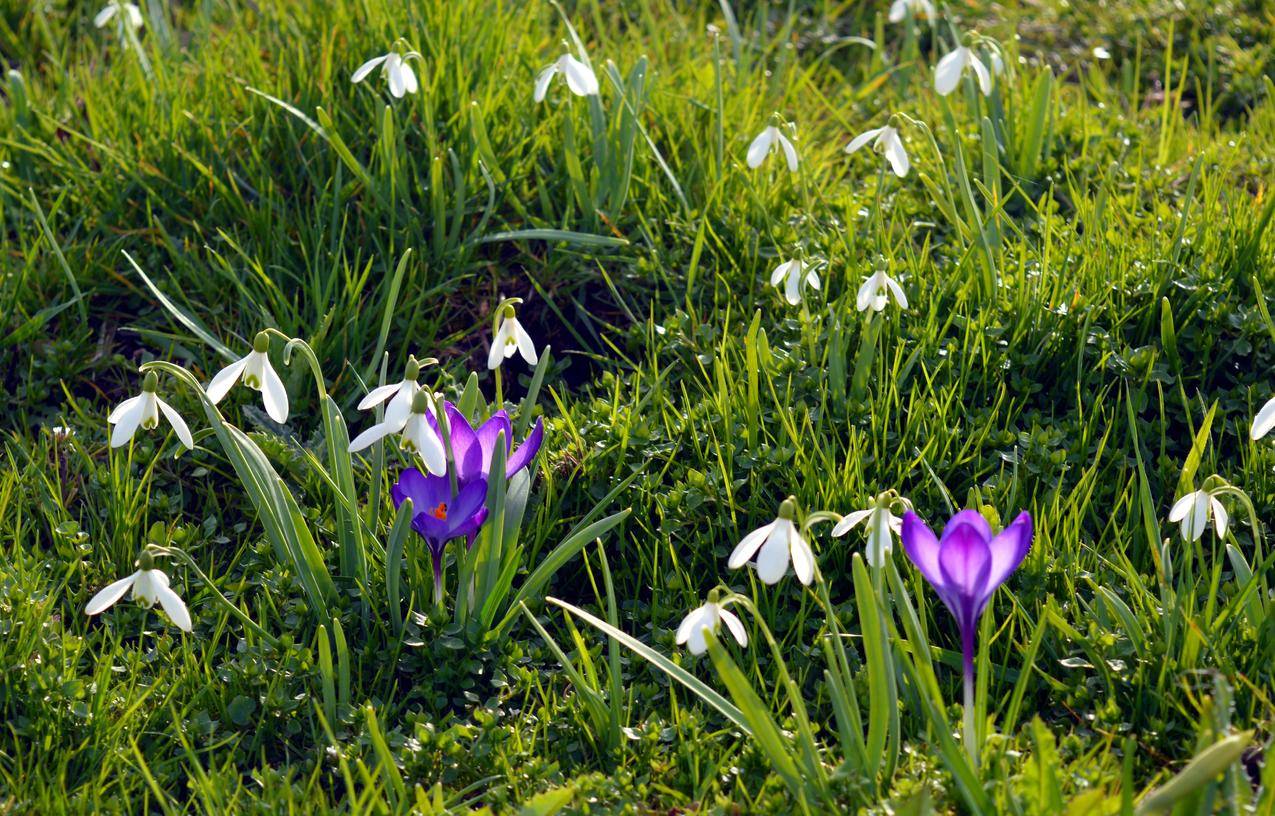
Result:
[2, 0, 1274, 812]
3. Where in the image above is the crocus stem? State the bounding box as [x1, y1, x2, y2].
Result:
[962, 626, 978, 769]
[431, 549, 444, 610]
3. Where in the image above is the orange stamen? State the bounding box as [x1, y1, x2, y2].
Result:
[430, 502, 448, 520]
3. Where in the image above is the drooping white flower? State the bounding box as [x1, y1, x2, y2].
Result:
[1168, 487, 1229, 542]
[348, 389, 446, 475]
[534, 53, 599, 102]
[358, 356, 425, 428]
[205, 332, 289, 424]
[845, 123, 909, 178]
[832, 496, 906, 567]
[676, 599, 747, 655]
[1252, 396, 1275, 440]
[85, 554, 191, 632]
[888, 0, 935, 23]
[856, 270, 908, 312]
[746, 125, 799, 172]
[488, 306, 538, 370]
[935, 46, 993, 96]
[108, 372, 193, 450]
[352, 47, 421, 98]
[728, 499, 815, 585]
[94, 2, 143, 37]
[770, 259, 820, 306]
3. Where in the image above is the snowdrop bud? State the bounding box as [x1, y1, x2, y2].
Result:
[142, 371, 158, 393]
[778, 496, 797, 520]
[404, 356, 421, 381]
[137, 549, 155, 571]
[252, 331, 270, 354]
[410, 389, 432, 414]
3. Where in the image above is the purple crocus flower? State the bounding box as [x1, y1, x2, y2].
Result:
[392, 467, 489, 604]
[901, 509, 1031, 760]
[430, 403, 544, 486]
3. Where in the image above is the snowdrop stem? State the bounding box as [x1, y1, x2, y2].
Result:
[151, 545, 278, 646]
[494, 365, 504, 410]
[280, 334, 328, 399]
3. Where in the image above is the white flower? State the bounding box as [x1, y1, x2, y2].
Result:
[358, 357, 425, 428]
[1168, 488, 1229, 542]
[85, 559, 191, 632]
[935, 46, 993, 96]
[205, 333, 289, 424]
[1252, 396, 1275, 440]
[534, 53, 599, 102]
[1092, 46, 1112, 60]
[746, 125, 799, 172]
[348, 390, 446, 475]
[676, 600, 747, 655]
[488, 309, 538, 370]
[769, 259, 820, 306]
[845, 123, 909, 178]
[832, 502, 904, 567]
[856, 270, 908, 312]
[108, 373, 193, 450]
[728, 501, 815, 585]
[94, 2, 143, 36]
[888, 0, 935, 22]
[352, 48, 420, 98]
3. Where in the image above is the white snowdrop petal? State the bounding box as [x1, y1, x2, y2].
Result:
[934, 48, 966, 96]
[1252, 397, 1275, 440]
[157, 399, 194, 450]
[352, 54, 388, 83]
[260, 361, 290, 424]
[94, 5, 119, 28]
[746, 128, 774, 169]
[561, 55, 599, 96]
[205, 356, 249, 404]
[109, 399, 146, 447]
[358, 382, 401, 411]
[755, 524, 792, 584]
[719, 607, 748, 648]
[846, 127, 883, 154]
[85, 572, 137, 615]
[348, 421, 397, 453]
[729, 522, 774, 569]
[884, 133, 910, 177]
[514, 321, 539, 365]
[1210, 498, 1228, 539]
[108, 395, 143, 423]
[1168, 492, 1196, 522]
[832, 509, 873, 537]
[777, 131, 799, 172]
[534, 66, 557, 102]
[969, 53, 993, 95]
[156, 584, 192, 632]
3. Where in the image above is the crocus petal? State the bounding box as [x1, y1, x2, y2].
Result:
[505, 417, 544, 478]
[746, 128, 774, 169]
[358, 382, 402, 411]
[156, 584, 192, 632]
[448, 478, 490, 524]
[934, 48, 967, 96]
[109, 398, 146, 447]
[157, 399, 194, 450]
[392, 467, 446, 513]
[534, 65, 557, 102]
[755, 523, 792, 584]
[205, 356, 249, 404]
[846, 126, 884, 154]
[259, 361, 289, 424]
[937, 522, 993, 625]
[968, 52, 993, 95]
[789, 527, 815, 585]
[941, 509, 993, 542]
[883, 131, 910, 177]
[560, 55, 599, 96]
[1252, 397, 1275, 440]
[900, 512, 944, 589]
[719, 607, 748, 648]
[982, 512, 1032, 606]
[1210, 498, 1228, 539]
[729, 521, 774, 569]
[832, 508, 873, 537]
[441, 404, 482, 482]
[776, 131, 799, 172]
[85, 572, 137, 615]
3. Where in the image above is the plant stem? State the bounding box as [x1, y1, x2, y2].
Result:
[962, 626, 978, 769]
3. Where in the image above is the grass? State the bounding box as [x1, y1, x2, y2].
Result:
[2, 0, 1274, 812]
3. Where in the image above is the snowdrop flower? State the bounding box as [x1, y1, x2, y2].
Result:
[205, 332, 289, 424]
[94, 2, 143, 38]
[728, 498, 815, 585]
[488, 303, 538, 370]
[845, 122, 909, 178]
[770, 258, 820, 306]
[856, 270, 908, 312]
[85, 551, 191, 632]
[888, 0, 934, 22]
[109, 372, 193, 450]
[1092, 46, 1112, 60]
[358, 355, 428, 428]
[832, 492, 909, 567]
[349, 389, 446, 476]
[746, 124, 799, 172]
[1252, 396, 1275, 440]
[534, 52, 599, 102]
[935, 45, 993, 96]
[676, 594, 747, 655]
[1169, 484, 1229, 542]
[352, 45, 421, 98]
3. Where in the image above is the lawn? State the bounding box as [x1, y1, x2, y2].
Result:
[2, 0, 1274, 813]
